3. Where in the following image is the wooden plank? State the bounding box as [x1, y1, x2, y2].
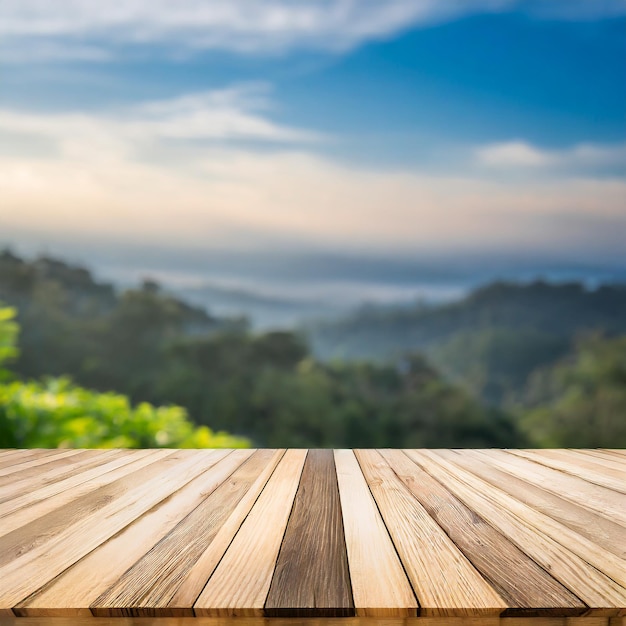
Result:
[355, 449, 506, 617]
[169, 450, 285, 609]
[477, 450, 626, 527]
[0, 450, 171, 558]
[0, 449, 230, 608]
[458, 450, 626, 559]
[430, 450, 626, 589]
[0, 449, 67, 472]
[0, 449, 120, 502]
[543, 450, 626, 477]
[91, 449, 270, 617]
[574, 450, 626, 471]
[0, 449, 160, 537]
[600, 449, 626, 458]
[509, 450, 626, 494]
[379, 449, 585, 616]
[0, 449, 87, 480]
[406, 449, 626, 612]
[3, 617, 622, 626]
[334, 449, 417, 617]
[17, 450, 261, 618]
[265, 449, 353, 618]
[194, 449, 307, 617]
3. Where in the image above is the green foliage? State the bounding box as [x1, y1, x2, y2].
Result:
[429, 328, 569, 405]
[0, 299, 248, 449]
[520, 334, 626, 448]
[0, 377, 250, 448]
[0, 305, 19, 376]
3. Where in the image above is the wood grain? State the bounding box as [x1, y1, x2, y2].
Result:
[379, 449, 585, 616]
[0, 448, 624, 619]
[0, 450, 228, 608]
[571, 450, 626, 472]
[0, 449, 160, 537]
[334, 449, 417, 617]
[169, 450, 285, 610]
[91, 449, 274, 617]
[479, 449, 626, 526]
[355, 449, 506, 617]
[0, 448, 64, 468]
[0, 449, 118, 501]
[0, 450, 173, 564]
[0, 449, 84, 478]
[194, 449, 307, 617]
[265, 449, 353, 617]
[406, 449, 626, 612]
[509, 449, 626, 494]
[456, 449, 626, 559]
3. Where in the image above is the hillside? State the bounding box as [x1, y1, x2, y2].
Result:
[307, 281, 626, 404]
[0, 250, 521, 447]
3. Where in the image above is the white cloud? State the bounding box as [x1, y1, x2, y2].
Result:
[1, 93, 625, 262]
[1, 0, 624, 61]
[0, 83, 319, 164]
[476, 140, 626, 170]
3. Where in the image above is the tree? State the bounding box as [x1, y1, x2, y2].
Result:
[0, 306, 249, 449]
[521, 334, 626, 447]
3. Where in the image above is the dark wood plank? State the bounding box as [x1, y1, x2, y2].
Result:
[91, 449, 275, 617]
[380, 449, 585, 617]
[265, 449, 353, 617]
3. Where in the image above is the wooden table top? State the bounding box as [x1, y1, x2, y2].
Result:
[0, 448, 624, 623]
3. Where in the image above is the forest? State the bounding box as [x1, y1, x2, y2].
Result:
[1, 249, 625, 448]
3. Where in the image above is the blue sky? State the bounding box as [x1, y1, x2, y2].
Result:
[1, 1, 625, 298]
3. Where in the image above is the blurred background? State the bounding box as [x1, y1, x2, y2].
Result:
[1, 1, 625, 448]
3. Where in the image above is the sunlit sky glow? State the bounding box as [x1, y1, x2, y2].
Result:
[1, 1, 625, 295]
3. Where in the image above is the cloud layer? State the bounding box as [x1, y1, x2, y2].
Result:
[476, 140, 626, 171]
[2, 0, 625, 61]
[1, 87, 625, 267]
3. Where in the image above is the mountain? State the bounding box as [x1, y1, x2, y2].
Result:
[306, 280, 626, 404]
[0, 249, 523, 447]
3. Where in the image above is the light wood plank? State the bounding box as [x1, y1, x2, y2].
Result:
[406, 449, 626, 612]
[0, 450, 172, 564]
[432, 450, 625, 589]
[0, 449, 160, 537]
[16, 450, 259, 618]
[334, 449, 417, 617]
[355, 449, 506, 617]
[545, 449, 626, 476]
[91, 449, 267, 617]
[599, 449, 626, 458]
[509, 450, 626, 494]
[194, 449, 307, 617]
[0, 449, 67, 472]
[380, 449, 585, 616]
[0, 449, 120, 502]
[0, 449, 87, 480]
[169, 450, 285, 609]
[0, 449, 230, 608]
[574, 450, 626, 472]
[479, 450, 626, 527]
[460, 449, 626, 559]
[265, 449, 353, 617]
